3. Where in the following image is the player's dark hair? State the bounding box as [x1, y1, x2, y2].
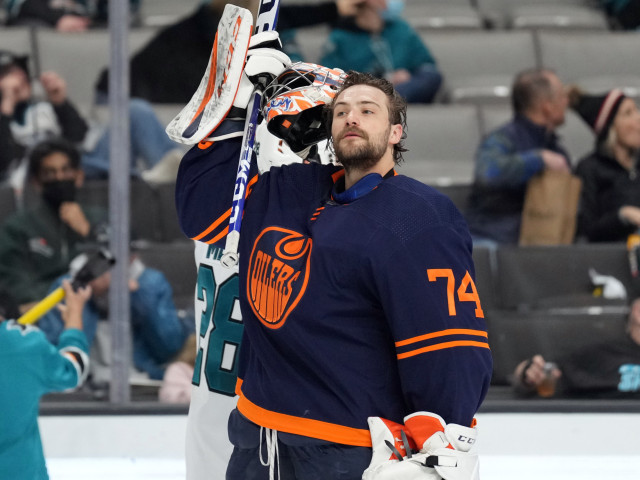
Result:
[28, 137, 81, 180]
[512, 68, 556, 115]
[325, 71, 408, 164]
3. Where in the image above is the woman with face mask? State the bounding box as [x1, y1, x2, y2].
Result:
[570, 86, 640, 242]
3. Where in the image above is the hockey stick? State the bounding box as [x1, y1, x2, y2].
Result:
[17, 248, 115, 325]
[220, 0, 281, 268]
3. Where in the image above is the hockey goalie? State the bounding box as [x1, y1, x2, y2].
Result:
[170, 2, 492, 480]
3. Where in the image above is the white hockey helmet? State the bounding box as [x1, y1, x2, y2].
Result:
[261, 62, 346, 154]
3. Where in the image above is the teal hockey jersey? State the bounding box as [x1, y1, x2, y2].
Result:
[0, 321, 89, 480]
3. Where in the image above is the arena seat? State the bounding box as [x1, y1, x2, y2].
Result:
[395, 104, 480, 186]
[150, 103, 184, 129]
[73, 179, 163, 242]
[537, 31, 640, 100]
[0, 26, 33, 62]
[291, 25, 330, 65]
[510, 4, 609, 30]
[557, 110, 595, 164]
[422, 30, 537, 104]
[487, 310, 629, 385]
[135, 241, 195, 310]
[477, 103, 511, 137]
[433, 183, 472, 215]
[34, 27, 159, 112]
[404, 1, 483, 31]
[472, 244, 499, 312]
[494, 244, 637, 311]
[476, 0, 600, 29]
[139, 0, 199, 27]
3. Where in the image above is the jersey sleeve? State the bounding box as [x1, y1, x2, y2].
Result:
[373, 214, 492, 427]
[6, 321, 90, 392]
[175, 136, 259, 246]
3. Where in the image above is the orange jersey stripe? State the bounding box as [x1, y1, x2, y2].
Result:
[397, 340, 490, 360]
[237, 390, 372, 447]
[192, 207, 231, 241]
[206, 226, 229, 245]
[191, 174, 259, 242]
[395, 329, 488, 348]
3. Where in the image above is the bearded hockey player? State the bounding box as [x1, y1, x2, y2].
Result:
[175, 16, 491, 480]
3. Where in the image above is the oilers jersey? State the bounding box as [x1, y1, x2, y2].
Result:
[176, 136, 492, 447]
[0, 321, 89, 480]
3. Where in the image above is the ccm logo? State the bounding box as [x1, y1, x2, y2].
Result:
[458, 435, 476, 444]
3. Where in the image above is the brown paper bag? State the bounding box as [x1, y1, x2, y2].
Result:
[519, 171, 582, 246]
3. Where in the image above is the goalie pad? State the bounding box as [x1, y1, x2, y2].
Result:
[165, 4, 253, 145]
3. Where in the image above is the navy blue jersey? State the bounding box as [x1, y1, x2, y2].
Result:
[176, 137, 492, 447]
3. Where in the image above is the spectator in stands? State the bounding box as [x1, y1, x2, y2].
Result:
[599, 0, 640, 30]
[4, 0, 141, 30]
[570, 87, 640, 243]
[38, 252, 193, 381]
[0, 279, 91, 480]
[320, 0, 442, 103]
[466, 68, 571, 245]
[95, 0, 364, 104]
[512, 297, 640, 397]
[0, 49, 182, 185]
[0, 138, 107, 313]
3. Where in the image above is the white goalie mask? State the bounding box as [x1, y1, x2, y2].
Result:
[261, 62, 346, 154]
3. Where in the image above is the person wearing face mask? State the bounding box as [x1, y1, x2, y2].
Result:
[320, 0, 443, 103]
[0, 138, 107, 314]
[0, 49, 183, 186]
[570, 87, 640, 242]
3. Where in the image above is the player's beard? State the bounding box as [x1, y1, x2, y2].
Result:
[334, 125, 390, 171]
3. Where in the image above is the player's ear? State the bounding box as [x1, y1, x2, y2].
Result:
[389, 124, 402, 145]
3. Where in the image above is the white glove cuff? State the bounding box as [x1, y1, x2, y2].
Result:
[249, 30, 281, 48]
[245, 49, 291, 78]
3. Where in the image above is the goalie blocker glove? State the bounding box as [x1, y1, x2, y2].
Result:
[231, 31, 291, 117]
[362, 412, 479, 480]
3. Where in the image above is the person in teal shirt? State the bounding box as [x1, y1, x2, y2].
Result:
[0, 280, 91, 480]
[320, 0, 442, 103]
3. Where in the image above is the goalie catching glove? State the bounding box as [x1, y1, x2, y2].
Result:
[165, 3, 290, 145]
[362, 412, 479, 480]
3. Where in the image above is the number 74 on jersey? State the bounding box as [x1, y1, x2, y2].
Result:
[427, 268, 484, 319]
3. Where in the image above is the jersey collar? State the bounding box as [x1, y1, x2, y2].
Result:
[331, 168, 396, 204]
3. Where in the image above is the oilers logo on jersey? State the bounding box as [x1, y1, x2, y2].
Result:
[247, 227, 312, 329]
